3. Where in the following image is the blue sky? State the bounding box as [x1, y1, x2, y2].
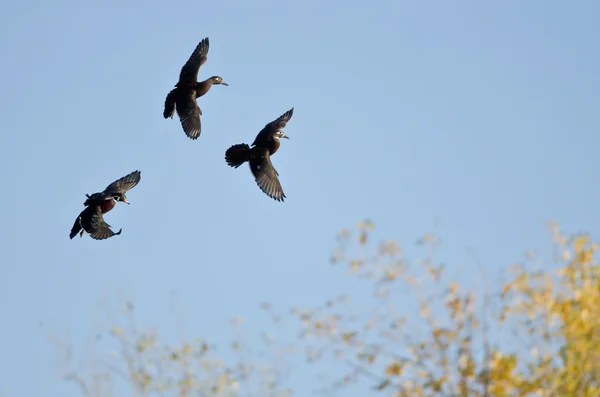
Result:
[1, 0, 599, 395]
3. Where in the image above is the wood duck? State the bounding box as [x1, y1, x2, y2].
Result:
[69, 170, 141, 240]
[163, 37, 228, 140]
[225, 108, 294, 202]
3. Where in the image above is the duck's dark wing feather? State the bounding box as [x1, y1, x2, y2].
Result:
[176, 91, 201, 139]
[249, 149, 286, 202]
[252, 107, 294, 146]
[266, 107, 294, 131]
[104, 170, 142, 195]
[69, 213, 83, 239]
[178, 37, 209, 85]
[79, 205, 122, 240]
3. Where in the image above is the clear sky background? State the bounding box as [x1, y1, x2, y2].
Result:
[1, 0, 599, 396]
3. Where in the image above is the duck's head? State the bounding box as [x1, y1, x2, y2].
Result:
[274, 130, 290, 140]
[209, 76, 229, 86]
[113, 193, 130, 204]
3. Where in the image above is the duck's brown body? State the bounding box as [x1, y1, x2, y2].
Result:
[69, 170, 141, 240]
[168, 79, 217, 101]
[99, 198, 117, 214]
[225, 108, 294, 202]
[193, 81, 213, 98]
[163, 37, 228, 140]
[253, 131, 281, 156]
[83, 194, 118, 214]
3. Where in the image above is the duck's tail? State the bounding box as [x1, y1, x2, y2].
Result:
[163, 89, 176, 119]
[70, 216, 83, 240]
[225, 144, 251, 168]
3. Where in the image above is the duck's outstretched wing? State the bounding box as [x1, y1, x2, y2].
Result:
[249, 149, 286, 202]
[176, 91, 202, 139]
[178, 37, 209, 86]
[266, 107, 294, 130]
[253, 107, 294, 146]
[104, 170, 142, 195]
[77, 205, 122, 240]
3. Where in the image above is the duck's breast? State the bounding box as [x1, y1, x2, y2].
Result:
[100, 199, 116, 213]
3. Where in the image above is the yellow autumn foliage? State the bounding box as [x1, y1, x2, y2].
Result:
[53, 303, 293, 397]
[55, 220, 600, 397]
[283, 220, 600, 396]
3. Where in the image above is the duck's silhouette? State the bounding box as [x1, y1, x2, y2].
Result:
[163, 37, 228, 140]
[69, 170, 141, 240]
[225, 108, 294, 202]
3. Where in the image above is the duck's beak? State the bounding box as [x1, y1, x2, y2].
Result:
[123, 197, 130, 204]
[282, 134, 290, 139]
[221, 81, 229, 86]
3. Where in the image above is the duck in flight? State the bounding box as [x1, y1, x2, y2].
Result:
[69, 170, 141, 240]
[163, 37, 228, 140]
[225, 108, 294, 202]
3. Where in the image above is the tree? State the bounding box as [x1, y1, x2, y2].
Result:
[52, 301, 293, 397]
[54, 220, 600, 396]
[263, 220, 600, 396]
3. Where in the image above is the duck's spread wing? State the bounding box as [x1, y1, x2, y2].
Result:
[266, 107, 294, 131]
[70, 212, 84, 239]
[253, 107, 294, 146]
[176, 91, 201, 139]
[178, 37, 209, 85]
[79, 205, 122, 240]
[249, 150, 286, 202]
[104, 170, 142, 195]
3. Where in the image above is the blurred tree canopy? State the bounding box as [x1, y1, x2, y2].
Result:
[53, 303, 293, 397]
[55, 220, 600, 396]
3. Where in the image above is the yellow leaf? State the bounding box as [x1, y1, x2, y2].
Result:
[574, 235, 590, 255]
[342, 331, 357, 343]
[449, 282, 459, 294]
[385, 362, 403, 376]
[110, 326, 123, 336]
[385, 269, 398, 281]
[360, 232, 368, 244]
[140, 372, 151, 387]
